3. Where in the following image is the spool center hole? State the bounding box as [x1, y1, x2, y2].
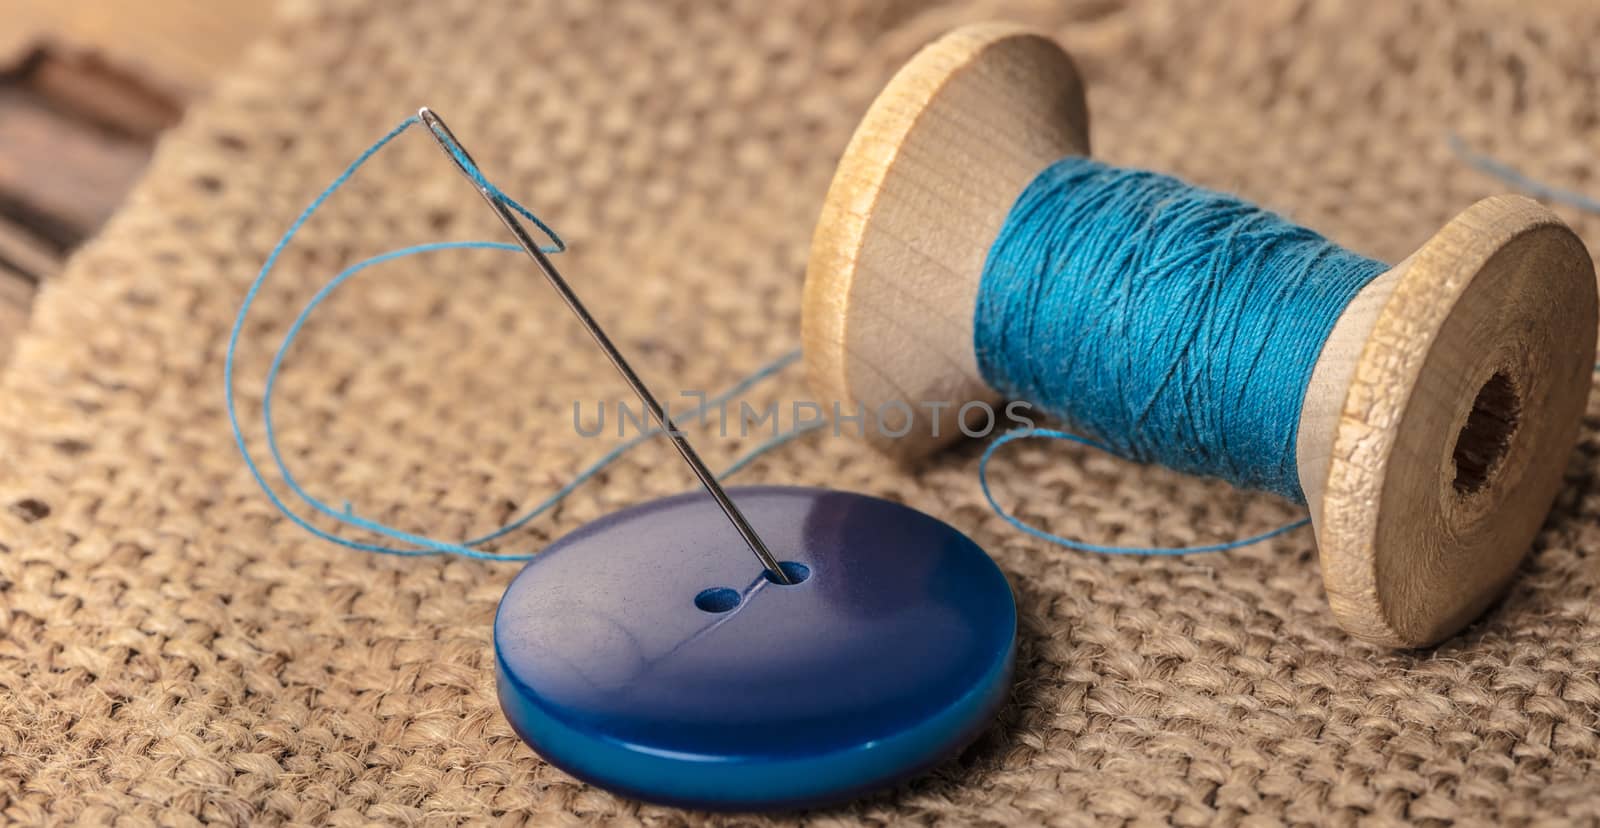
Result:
[1451, 371, 1520, 496]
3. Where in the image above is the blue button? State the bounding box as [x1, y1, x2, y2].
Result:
[494, 485, 1016, 811]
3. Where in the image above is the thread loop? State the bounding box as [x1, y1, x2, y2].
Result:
[226, 116, 810, 561]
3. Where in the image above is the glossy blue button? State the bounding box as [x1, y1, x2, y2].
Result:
[494, 485, 1016, 811]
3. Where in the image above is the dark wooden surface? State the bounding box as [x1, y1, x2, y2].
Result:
[0, 1, 270, 366]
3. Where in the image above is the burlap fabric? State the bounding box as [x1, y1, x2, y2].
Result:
[3, 0, 1599, 824]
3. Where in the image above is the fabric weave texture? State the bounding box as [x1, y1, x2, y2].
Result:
[2, 1, 1599, 825]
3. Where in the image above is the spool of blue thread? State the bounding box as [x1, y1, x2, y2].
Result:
[803, 23, 1597, 647]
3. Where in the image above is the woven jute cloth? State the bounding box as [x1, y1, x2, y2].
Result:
[4, 0, 1600, 824]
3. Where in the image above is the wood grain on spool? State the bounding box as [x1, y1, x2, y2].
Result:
[803, 22, 1088, 456]
[803, 23, 1599, 646]
[1307, 197, 1595, 646]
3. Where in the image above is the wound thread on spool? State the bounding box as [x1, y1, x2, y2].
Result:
[803, 22, 1598, 645]
[975, 156, 1387, 501]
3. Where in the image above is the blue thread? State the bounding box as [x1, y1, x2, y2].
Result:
[227, 115, 809, 561]
[231, 118, 1406, 563]
[977, 157, 1386, 500]
[974, 157, 1385, 554]
[1449, 134, 1600, 215]
[978, 428, 1310, 555]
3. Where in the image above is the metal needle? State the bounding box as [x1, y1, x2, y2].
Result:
[416, 107, 793, 584]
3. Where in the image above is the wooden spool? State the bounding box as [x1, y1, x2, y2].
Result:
[802, 23, 1598, 647]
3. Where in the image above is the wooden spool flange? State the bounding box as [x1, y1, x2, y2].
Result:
[802, 23, 1598, 647]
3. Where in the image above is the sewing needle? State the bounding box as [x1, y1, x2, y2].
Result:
[416, 107, 793, 584]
